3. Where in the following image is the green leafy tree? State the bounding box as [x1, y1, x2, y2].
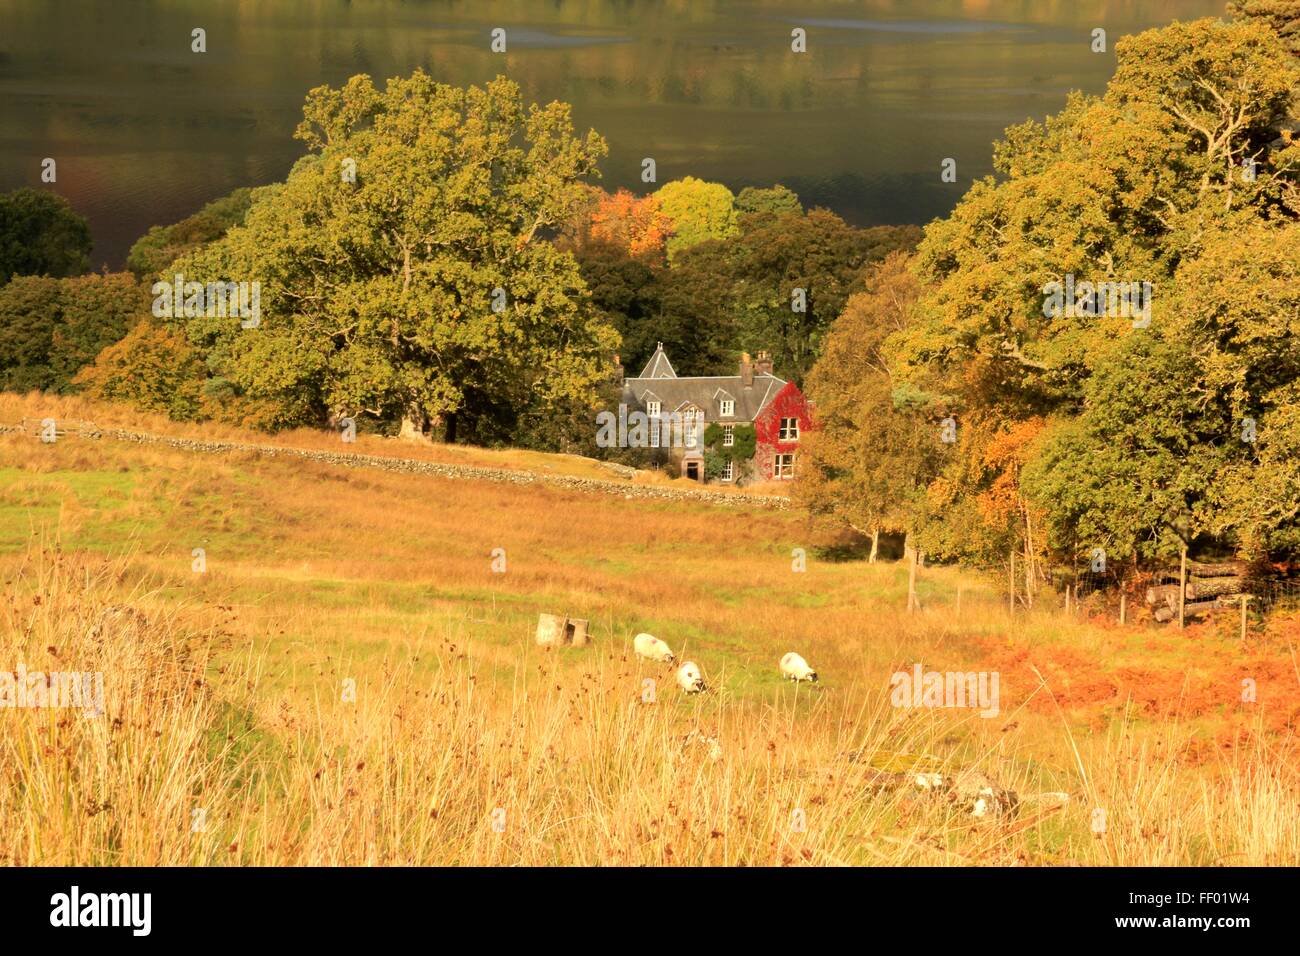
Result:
[126, 188, 256, 280]
[654, 177, 739, 264]
[798, 253, 939, 558]
[575, 240, 664, 374]
[736, 185, 802, 219]
[163, 72, 616, 438]
[888, 17, 1299, 565]
[1228, 0, 1300, 56]
[0, 272, 147, 392]
[728, 211, 921, 384]
[0, 189, 91, 286]
[0, 276, 61, 390]
[75, 318, 211, 420]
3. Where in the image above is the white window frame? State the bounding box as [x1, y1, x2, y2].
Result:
[722, 424, 734, 448]
[646, 400, 661, 418]
[720, 398, 735, 417]
[721, 460, 734, 482]
[778, 417, 800, 442]
[775, 453, 795, 480]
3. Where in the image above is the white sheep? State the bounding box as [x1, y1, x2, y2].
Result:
[676, 661, 706, 694]
[633, 632, 675, 664]
[780, 652, 818, 683]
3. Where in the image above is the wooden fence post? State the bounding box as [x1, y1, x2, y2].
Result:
[1119, 593, 1127, 626]
[907, 544, 918, 614]
[1009, 550, 1015, 616]
[1178, 546, 1187, 629]
[1240, 594, 1250, 644]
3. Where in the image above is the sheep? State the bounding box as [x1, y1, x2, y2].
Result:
[633, 632, 675, 664]
[676, 661, 706, 694]
[780, 652, 818, 683]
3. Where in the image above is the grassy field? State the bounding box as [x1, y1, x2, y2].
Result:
[2, 394, 1298, 866]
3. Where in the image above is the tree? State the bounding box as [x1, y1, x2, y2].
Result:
[0, 272, 148, 393]
[652, 240, 740, 375]
[1228, 0, 1300, 56]
[48, 273, 152, 387]
[0, 189, 91, 285]
[728, 210, 921, 384]
[888, 17, 1300, 565]
[161, 72, 617, 438]
[654, 177, 740, 263]
[576, 241, 663, 375]
[588, 188, 671, 262]
[798, 253, 939, 559]
[75, 318, 211, 421]
[736, 184, 802, 219]
[0, 277, 61, 391]
[126, 187, 256, 280]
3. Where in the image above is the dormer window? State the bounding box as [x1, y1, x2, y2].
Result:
[720, 398, 735, 417]
[646, 400, 661, 418]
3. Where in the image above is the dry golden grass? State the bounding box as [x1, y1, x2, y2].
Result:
[1, 397, 1298, 866]
[0, 391, 787, 495]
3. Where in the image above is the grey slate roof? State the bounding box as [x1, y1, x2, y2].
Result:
[622, 344, 786, 423]
[637, 346, 677, 379]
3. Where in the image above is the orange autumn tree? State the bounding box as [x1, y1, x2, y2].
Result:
[588, 188, 672, 262]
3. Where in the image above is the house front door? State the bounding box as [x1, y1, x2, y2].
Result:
[684, 460, 701, 481]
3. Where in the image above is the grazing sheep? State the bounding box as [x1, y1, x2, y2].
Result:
[633, 632, 675, 664]
[780, 652, 818, 683]
[676, 661, 706, 694]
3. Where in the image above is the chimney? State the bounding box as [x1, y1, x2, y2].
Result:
[740, 352, 753, 388]
[755, 350, 773, 376]
[613, 354, 624, 387]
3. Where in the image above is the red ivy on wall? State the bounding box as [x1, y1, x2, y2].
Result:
[754, 381, 815, 479]
[755, 381, 814, 448]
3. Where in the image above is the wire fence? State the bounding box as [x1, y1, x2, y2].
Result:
[1043, 559, 1300, 623]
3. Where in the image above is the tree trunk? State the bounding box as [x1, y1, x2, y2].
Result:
[399, 403, 431, 443]
[1156, 599, 1217, 623]
[1023, 505, 1036, 605]
[1186, 560, 1250, 578]
[869, 528, 879, 564]
[1145, 584, 1180, 608]
[905, 534, 918, 613]
[1178, 546, 1188, 629]
[1185, 576, 1246, 600]
[1009, 549, 1015, 616]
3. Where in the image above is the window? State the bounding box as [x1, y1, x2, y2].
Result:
[646, 400, 661, 418]
[722, 424, 734, 447]
[774, 453, 795, 480]
[721, 460, 734, 482]
[684, 418, 699, 449]
[720, 398, 735, 417]
[778, 417, 800, 441]
[649, 418, 660, 448]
